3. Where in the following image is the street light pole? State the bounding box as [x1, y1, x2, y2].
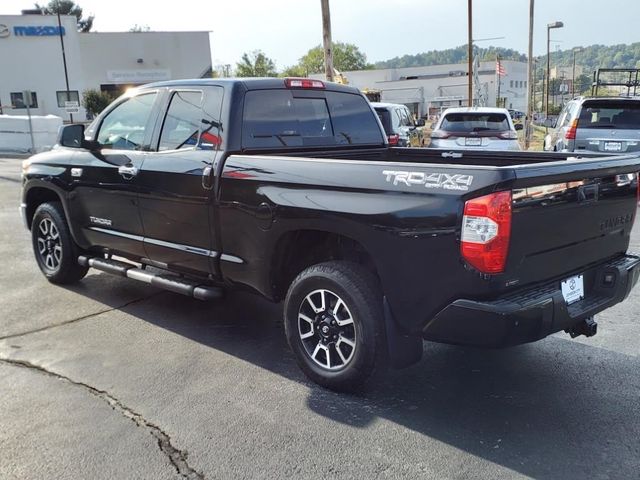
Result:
[56, 2, 73, 123]
[546, 21, 563, 129]
[467, 0, 473, 106]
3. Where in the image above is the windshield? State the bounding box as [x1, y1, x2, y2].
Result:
[242, 90, 384, 149]
[440, 113, 510, 132]
[578, 101, 640, 129]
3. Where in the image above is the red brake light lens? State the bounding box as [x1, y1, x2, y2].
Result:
[388, 134, 399, 145]
[461, 191, 512, 274]
[565, 119, 578, 140]
[284, 78, 325, 89]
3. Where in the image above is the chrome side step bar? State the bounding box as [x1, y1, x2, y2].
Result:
[78, 255, 223, 301]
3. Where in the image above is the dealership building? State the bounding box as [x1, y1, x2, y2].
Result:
[0, 12, 212, 121]
[312, 60, 529, 118]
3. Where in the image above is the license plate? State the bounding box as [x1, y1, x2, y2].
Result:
[604, 141, 622, 152]
[561, 274, 584, 305]
[465, 137, 482, 146]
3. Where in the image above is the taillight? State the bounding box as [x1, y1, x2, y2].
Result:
[284, 78, 325, 89]
[499, 131, 518, 139]
[461, 191, 512, 274]
[388, 134, 399, 145]
[565, 119, 578, 140]
[430, 129, 451, 139]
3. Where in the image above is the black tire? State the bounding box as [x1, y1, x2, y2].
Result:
[284, 261, 385, 391]
[31, 202, 88, 284]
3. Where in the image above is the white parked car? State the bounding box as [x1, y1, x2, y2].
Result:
[429, 107, 522, 151]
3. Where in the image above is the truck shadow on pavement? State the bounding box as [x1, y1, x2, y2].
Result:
[66, 275, 640, 480]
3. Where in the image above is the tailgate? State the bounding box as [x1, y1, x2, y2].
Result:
[576, 127, 640, 154]
[503, 154, 639, 287]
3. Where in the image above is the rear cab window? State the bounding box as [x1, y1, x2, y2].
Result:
[441, 113, 510, 133]
[242, 89, 384, 149]
[578, 100, 640, 129]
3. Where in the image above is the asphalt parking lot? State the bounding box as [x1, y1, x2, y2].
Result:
[1, 156, 639, 480]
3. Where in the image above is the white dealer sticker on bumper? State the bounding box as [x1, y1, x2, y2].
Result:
[561, 274, 584, 305]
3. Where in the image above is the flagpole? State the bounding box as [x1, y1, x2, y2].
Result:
[496, 55, 501, 107]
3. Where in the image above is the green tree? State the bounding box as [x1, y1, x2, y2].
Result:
[280, 64, 308, 77]
[236, 50, 278, 77]
[82, 89, 113, 118]
[35, 1, 94, 32]
[299, 42, 371, 74]
[574, 73, 591, 95]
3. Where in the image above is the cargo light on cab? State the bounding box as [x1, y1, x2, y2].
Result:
[284, 78, 325, 89]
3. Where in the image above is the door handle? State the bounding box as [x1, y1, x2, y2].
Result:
[118, 165, 138, 179]
[202, 165, 213, 190]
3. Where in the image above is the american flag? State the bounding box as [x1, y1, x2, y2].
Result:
[496, 59, 506, 76]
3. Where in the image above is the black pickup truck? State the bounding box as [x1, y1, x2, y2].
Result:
[21, 78, 640, 390]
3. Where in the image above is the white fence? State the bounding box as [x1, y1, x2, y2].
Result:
[0, 115, 63, 153]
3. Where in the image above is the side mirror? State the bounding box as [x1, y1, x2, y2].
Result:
[416, 118, 426, 127]
[58, 124, 100, 151]
[514, 123, 523, 131]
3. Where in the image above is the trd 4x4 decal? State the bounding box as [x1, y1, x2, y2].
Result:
[382, 170, 474, 191]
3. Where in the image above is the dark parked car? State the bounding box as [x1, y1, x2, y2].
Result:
[21, 78, 640, 390]
[545, 96, 640, 153]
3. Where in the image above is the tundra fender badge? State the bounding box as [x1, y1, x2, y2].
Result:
[89, 216, 112, 226]
[70, 168, 83, 177]
[382, 170, 473, 191]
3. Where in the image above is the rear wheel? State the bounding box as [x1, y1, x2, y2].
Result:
[31, 202, 88, 284]
[284, 261, 384, 391]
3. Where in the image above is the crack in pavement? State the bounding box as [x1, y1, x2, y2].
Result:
[0, 293, 161, 341]
[0, 357, 205, 480]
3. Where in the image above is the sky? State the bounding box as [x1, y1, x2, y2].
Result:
[2, 0, 639, 70]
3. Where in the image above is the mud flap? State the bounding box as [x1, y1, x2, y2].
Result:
[383, 296, 423, 369]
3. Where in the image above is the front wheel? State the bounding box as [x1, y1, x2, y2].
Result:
[31, 202, 88, 284]
[284, 261, 385, 391]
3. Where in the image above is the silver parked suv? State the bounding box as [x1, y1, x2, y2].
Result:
[544, 97, 640, 154]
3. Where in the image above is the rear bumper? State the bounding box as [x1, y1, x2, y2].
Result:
[423, 254, 640, 348]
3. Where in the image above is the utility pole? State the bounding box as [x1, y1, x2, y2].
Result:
[320, 0, 334, 82]
[467, 0, 473, 106]
[525, 0, 534, 149]
[56, 3, 73, 123]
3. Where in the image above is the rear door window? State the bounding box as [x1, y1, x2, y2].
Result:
[578, 101, 640, 129]
[158, 91, 203, 151]
[242, 89, 384, 149]
[157, 87, 224, 151]
[441, 113, 510, 133]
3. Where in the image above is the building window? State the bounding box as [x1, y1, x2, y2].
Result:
[524, 81, 527, 89]
[510, 80, 514, 88]
[10, 91, 38, 109]
[56, 90, 80, 107]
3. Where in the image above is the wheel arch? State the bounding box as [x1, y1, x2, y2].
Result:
[24, 185, 65, 230]
[269, 229, 381, 302]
